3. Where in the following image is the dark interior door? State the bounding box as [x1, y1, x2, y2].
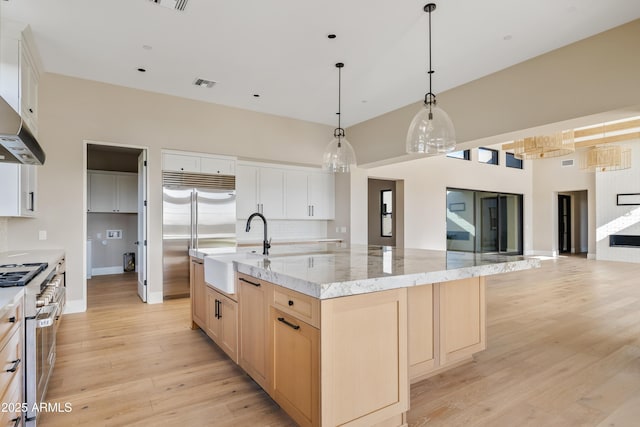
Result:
[558, 195, 571, 253]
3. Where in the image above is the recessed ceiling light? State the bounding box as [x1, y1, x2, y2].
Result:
[137, 68, 147, 73]
[361, 100, 368, 103]
[142, 45, 153, 50]
[503, 35, 513, 41]
[327, 34, 336, 39]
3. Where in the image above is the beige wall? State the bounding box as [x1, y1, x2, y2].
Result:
[348, 19, 640, 167]
[0, 218, 7, 252]
[87, 213, 138, 271]
[7, 73, 332, 311]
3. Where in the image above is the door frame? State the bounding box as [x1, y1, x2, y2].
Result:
[83, 140, 149, 307]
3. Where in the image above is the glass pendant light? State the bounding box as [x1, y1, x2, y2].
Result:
[406, 3, 456, 154]
[323, 62, 356, 173]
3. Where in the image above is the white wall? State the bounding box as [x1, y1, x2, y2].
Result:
[530, 151, 595, 257]
[595, 139, 640, 262]
[366, 149, 534, 252]
[87, 213, 137, 273]
[0, 218, 7, 252]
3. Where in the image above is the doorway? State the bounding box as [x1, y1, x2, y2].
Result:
[557, 190, 588, 255]
[368, 179, 397, 247]
[558, 194, 571, 254]
[85, 142, 148, 305]
[447, 188, 523, 255]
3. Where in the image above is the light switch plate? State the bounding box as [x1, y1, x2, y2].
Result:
[38, 230, 47, 240]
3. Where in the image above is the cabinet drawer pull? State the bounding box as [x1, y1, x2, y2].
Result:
[288, 300, 294, 306]
[217, 300, 222, 319]
[277, 317, 300, 330]
[8, 316, 16, 323]
[239, 277, 261, 287]
[6, 359, 20, 373]
[11, 416, 21, 427]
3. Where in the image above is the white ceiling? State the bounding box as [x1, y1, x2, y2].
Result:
[3, 0, 640, 127]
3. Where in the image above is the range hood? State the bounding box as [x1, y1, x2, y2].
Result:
[0, 96, 45, 165]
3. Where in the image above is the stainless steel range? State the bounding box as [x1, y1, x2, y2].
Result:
[0, 259, 66, 427]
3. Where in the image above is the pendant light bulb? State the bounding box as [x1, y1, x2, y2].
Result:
[323, 63, 357, 173]
[406, 3, 456, 155]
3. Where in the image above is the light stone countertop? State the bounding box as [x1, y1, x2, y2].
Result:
[223, 243, 540, 299]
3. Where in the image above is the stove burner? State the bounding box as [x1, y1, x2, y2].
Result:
[0, 262, 48, 287]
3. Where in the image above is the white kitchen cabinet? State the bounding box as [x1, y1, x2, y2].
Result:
[236, 165, 285, 219]
[87, 170, 137, 213]
[0, 163, 37, 217]
[20, 41, 39, 136]
[162, 152, 236, 175]
[162, 153, 200, 173]
[285, 170, 335, 220]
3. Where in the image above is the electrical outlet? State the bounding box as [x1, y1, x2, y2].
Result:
[38, 230, 47, 240]
[340, 226, 347, 233]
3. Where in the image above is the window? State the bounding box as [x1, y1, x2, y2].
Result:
[446, 149, 470, 160]
[506, 152, 523, 169]
[478, 147, 499, 165]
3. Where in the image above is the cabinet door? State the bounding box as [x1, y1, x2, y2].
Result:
[218, 294, 238, 363]
[19, 165, 36, 216]
[205, 287, 221, 342]
[200, 157, 235, 175]
[236, 165, 259, 219]
[408, 284, 435, 381]
[439, 277, 486, 366]
[190, 260, 207, 329]
[285, 170, 310, 219]
[238, 275, 270, 389]
[307, 172, 334, 219]
[117, 174, 138, 213]
[88, 172, 117, 213]
[271, 308, 319, 427]
[162, 153, 200, 173]
[258, 167, 285, 219]
[20, 44, 39, 136]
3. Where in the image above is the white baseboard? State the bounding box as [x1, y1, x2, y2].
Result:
[147, 290, 163, 304]
[63, 299, 86, 314]
[587, 252, 596, 260]
[530, 250, 557, 257]
[92, 266, 124, 276]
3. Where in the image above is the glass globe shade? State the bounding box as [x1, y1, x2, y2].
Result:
[406, 103, 456, 154]
[322, 137, 356, 173]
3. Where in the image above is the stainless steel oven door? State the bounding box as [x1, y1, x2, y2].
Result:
[25, 299, 62, 425]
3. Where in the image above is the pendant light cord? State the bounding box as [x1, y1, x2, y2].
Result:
[424, 3, 436, 107]
[334, 63, 345, 142]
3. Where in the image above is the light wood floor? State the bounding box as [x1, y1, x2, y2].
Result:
[41, 257, 640, 426]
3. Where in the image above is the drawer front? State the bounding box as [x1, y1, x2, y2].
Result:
[272, 287, 320, 329]
[0, 302, 21, 353]
[0, 378, 23, 427]
[0, 329, 22, 404]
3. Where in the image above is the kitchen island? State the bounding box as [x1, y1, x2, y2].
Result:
[190, 244, 539, 427]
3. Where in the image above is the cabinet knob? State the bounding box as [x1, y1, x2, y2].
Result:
[29, 108, 34, 113]
[288, 300, 294, 306]
[8, 316, 16, 323]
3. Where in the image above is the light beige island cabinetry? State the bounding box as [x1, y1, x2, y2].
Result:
[0, 291, 24, 427]
[191, 244, 537, 427]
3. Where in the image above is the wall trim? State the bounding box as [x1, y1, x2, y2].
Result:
[587, 252, 596, 260]
[92, 266, 124, 276]
[147, 290, 163, 304]
[63, 299, 86, 314]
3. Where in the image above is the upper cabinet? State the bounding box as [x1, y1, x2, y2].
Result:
[0, 163, 37, 217]
[285, 170, 334, 220]
[236, 165, 285, 219]
[20, 38, 39, 136]
[238, 162, 334, 220]
[162, 152, 236, 175]
[0, 24, 41, 136]
[87, 171, 137, 213]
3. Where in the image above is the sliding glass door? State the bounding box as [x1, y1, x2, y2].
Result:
[447, 188, 523, 255]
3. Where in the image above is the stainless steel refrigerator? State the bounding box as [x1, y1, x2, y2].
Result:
[162, 172, 236, 299]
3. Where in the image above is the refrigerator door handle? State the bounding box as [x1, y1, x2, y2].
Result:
[194, 191, 199, 250]
[189, 191, 195, 250]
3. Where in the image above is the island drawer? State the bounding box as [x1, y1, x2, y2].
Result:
[0, 328, 21, 403]
[0, 301, 21, 351]
[272, 287, 320, 329]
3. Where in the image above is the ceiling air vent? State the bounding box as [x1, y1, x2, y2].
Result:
[561, 159, 574, 167]
[148, 0, 189, 12]
[193, 78, 216, 88]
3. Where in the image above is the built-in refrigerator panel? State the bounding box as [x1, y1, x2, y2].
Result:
[162, 172, 237, 299]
